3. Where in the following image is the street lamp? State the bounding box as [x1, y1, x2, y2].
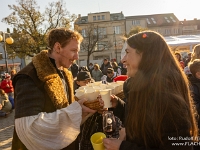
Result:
[0, 32, 14, 72]
[114, 30, 117, 62]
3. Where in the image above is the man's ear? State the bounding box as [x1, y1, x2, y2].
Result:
[54, 42, 61, 54]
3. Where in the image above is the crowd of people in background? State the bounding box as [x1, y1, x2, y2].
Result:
[0, 70, 16, 118]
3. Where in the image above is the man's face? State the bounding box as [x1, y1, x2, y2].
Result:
[107, 71, 114, 78]
[76, 79, 91, 86]
[55, 39, 80, 68]
[104, 60, 108, 65]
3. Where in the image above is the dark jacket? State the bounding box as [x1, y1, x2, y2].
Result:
[189, 76, 200, 115]
[12, 50, 77, 150]
[100, 62, 112, 75]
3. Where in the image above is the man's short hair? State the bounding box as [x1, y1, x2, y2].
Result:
[76, 71, 92, 81]
[188, 59, 200, 77]
[107, 68, 114, 74]
[47, 28, 83, 52]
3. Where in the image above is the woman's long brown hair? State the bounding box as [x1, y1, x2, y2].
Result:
[125, 31, 198, 147]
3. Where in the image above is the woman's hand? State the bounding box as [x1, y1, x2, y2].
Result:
[103, 138, 122, 150]
[110, 94, 118, 108]
[119, 127, 126, 140]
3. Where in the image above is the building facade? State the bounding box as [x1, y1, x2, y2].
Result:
[75, 12, 200, 66]
[125, 13, 182, 36]
[0, 43, 24, 73]
[75, 11, 125, 65]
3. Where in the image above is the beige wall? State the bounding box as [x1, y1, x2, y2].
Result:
[88, 12, 110, 22]
[125, 18, 147, 34]
[77, 15, 125, 64]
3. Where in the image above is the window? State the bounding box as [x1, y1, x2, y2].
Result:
[93, 16, 96, 21]
[132, 20, 140, 25]
[165, 29, 171, 35]
[146, 18, 151, 24]
[82, 29, 86, 37]
[151, 18, 156, 24]
[113, 26, 120, 34]
[164, 17, 170, 23]
[174, 28, 179, 34]
[99, 27, 106, 35]
[97, 16, 100, 20]
[102, 15, 105, 20]
[170, 16, 176, 22]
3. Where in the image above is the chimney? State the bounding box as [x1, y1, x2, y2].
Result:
[78, 14, 81, 18]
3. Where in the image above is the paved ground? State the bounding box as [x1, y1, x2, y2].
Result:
[0, 110, 14, 150]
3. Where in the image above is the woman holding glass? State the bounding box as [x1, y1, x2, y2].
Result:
[103, 31, 198, 150]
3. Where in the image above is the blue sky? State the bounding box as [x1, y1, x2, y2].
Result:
[0, 0, 199, 32]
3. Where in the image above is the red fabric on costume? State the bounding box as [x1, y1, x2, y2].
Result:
[113, 75, 128, 82]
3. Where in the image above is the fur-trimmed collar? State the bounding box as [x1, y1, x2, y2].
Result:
[32, 50, 74, 109]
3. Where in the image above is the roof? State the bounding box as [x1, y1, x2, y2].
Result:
[110, 13, 125, 20]
[75, 12, 125, 24]
[180, 19, 200, 30]
[126, 13, 179, 27]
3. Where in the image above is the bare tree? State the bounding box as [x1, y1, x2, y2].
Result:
[2, 0, 76, 57]
[77, 24, 112, 66]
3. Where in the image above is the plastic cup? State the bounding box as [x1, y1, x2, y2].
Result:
[85, 89, 99, 101]
[100, 89, 112, 108]
[90, 132, 106, 150]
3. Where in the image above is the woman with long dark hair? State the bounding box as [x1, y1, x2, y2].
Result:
[103, 31, 198, 150]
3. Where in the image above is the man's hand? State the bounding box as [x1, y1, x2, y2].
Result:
[78, 99, 96, 115]
[0, 104, 2, 110]
[103, 138, 122, 150]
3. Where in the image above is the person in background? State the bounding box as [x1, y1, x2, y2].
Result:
[10, 69, 17, 81]
[88, 62, 94, 75]
[112, 61, 121, 76]
[190, 44, 200, 62]
[0, 89, 12, 117]
[185, 52, 192, 66]
[92, 64, 103, 82]
[103, 31, 198, 150]
[79, 66, 89, 72]
[188, 59, 200, 150]
[11, 28, 96, 150]
[184, 45, 200, 78]
[74, 71, 94, 91]
[175, 52, 185, 69]
[100, 58, 112, 75]
[0, 73, 14, 99]
[70, 62, 79, 79]
[102, 68, 117, 83]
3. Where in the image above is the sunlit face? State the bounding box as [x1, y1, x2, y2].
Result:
[76, 79, 91, 86]
[121, 44, 142, 77]
[107, 71, 114, 78]
[55, 39, 80, 68]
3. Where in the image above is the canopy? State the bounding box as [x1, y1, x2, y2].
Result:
[165, 34, 200, 48]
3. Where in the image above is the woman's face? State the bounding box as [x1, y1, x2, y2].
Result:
[121, 44, 142, 77]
